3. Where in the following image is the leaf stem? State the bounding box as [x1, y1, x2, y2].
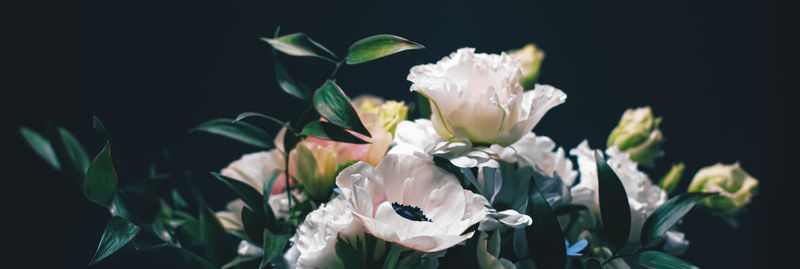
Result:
[328, 60, 344, 80]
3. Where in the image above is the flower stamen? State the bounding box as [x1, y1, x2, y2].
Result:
[391, 202, 432, 222]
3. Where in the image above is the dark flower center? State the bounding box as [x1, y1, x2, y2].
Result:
[391, 202, 431, 222]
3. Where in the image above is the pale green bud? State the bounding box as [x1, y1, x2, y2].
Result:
[291, 140, 339, 201]
[688, 163, 759, 213]
[507, 44, 545, 89]
[607, 106, 664, 166]
[659, 163, 685, 194]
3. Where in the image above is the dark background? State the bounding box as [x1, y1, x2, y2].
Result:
[2, 0, 796, 268]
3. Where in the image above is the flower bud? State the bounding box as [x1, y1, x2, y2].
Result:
[688, 163, 759, 213]
[507, 44, 545, 89]
[607, 106, 664, 166]
[659, 163, 685, 194]
[291, 140, 340, 201]
[355, 97, 409, 135]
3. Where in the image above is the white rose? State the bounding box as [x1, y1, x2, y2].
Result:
[408, 48, 566, 146]
[336, 154, 489, 252]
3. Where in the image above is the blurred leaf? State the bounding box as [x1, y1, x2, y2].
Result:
[58, 127, 90, 175]
[89, 216, 141, 265]
[301, 121, 369, 144]
[595, 151, 631, 253]
[638, 251, 698, 269]
[526, 177, 567, 269]
[415, 92, 431, 119]
[274, 55, 312, 100]
[262, 32, 337, 62]
[192, 119, 273, 148]
[659, 163, 685, 194]
[85, 141, 118, 207]
[313, 80, 371, 137]
[640, 192, 715, 247]
[260, 229, 289, 268]
[241, 207, 266, 245]
[223, 255, 260, 269]
[211, 172, 273, 222]
[336, 160, 359, 175]
[19, 127, 61, 171]
[199, 205, 236, 265]
[346, 34, 424, 64]
[93, 115, 110, 139]
[583, 258, 602, 269]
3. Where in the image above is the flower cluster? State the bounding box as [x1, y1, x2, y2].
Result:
[21, 32, 759, 269]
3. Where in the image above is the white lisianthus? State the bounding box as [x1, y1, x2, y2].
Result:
[408, 48, 566, 146]
[284, 197, 360, 269]
[569, 141, 668, 245]
[336, 154, 489, 252]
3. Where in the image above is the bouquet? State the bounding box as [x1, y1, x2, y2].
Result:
[20, 29, 759, 269]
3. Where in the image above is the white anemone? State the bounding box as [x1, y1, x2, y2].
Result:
[408, 48, 566, 146]
[336, 154, 489, 252]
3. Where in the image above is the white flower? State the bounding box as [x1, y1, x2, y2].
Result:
[569, 141, 668, 245]
[220, 150, 289, 195]
[408, 48, 566, 146]
[215, 191, 305, 231]
[336, 154, 489, 252]
[285, 197, 359, 269]
[390, 119, 577, 186]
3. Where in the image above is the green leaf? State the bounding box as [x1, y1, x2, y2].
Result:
[301, 121, 369, 144]
[336, 160, 359, 175]
[638, 251, 698, 269]
[192, 119, 273, 148]
[58, 127, 90, 175]
[432, 156, 470, 188]
[595, 151, 631, 253]
[274, 54, 313, 100]
[199, 205, 236, 265]
[85, 141, 118, 207]
[19, 127, 60, 171]
[583, 258, 602, 269]
[259, 229, 289, 268]
[241, 206, 266, 245]
[223, 255, 260, 269]
[89, 216, 141, 265]
[415, 92, 431, 119]
[313, 80, 371, 137]
[640, 192, 715, 247]
[262, 32, 337, 62]
[93, 115, 110, 139]
[526, 177, 567, 269]
[345, 34, 424, 64]
[211, 172, 273, 222]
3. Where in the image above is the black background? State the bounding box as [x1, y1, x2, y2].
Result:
[2, 0, 796, 268]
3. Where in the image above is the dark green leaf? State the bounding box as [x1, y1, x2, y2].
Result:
[526, 178, 567, 269]
[19, 127, 60, 171]
[432, 156, 470, 188]
[638, 251, 698, 269]
[274, 55, 312, 100]
[211, 172, 272, 221]
[58, 127, 90, 175]
[223, 255, 260, 269]
[192, 119, 273, 148]
[89, 216, 141, 265]
[262, 33, 337, 62]
[93, 115, 110, 139]
[313, 80, 371, 137]
[241, 207, 266, 245]
[336, 235, 365, 268]
[346, 34, 424, 64]
[640, 192, 715, 247]
[336, 160, 359, 175]
[199, 205, 236, 265]
[301, 121, 369, 144]
[85, 141, 118, 207]
[595, 151, 631, 253]
[415, 92, 431, 119]
[234, 112, 286, 127]
[583, 258, 602, 269]
[260, 229, 289, 268]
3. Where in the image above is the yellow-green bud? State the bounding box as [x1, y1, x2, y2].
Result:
[358, 98, 409, 135]
[688, 163, 759, 214]
[292, 140, 339, 201]
[607, 106, 664, 166]
[659, 163, 685, 194]
[507, 44, 545, 89]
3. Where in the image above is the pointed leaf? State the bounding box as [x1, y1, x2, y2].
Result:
[262, 32, 337, 62]
[59, 127, 90, 175]
[274, 55, 312, 100]
[526, 178, 567, 269]
[640, 192, 716, 247]
[199, 205, 236, 265]
[19, 127, 60, 171]
[301, 121, 369, 144]
[89, 216, 141, 265]
[192, 119, 273, 148]
[638, 251, 698, 269]
[346, 34, 424, 64]
[313, 80, 370, 137]
[223, 255, 260, 269]
[260, 229, 289, 268]
[85, 141, 118, 207]
[93, 115, 110, 139]
[595, 151, 631, 253]
[211, 172, 272, 222]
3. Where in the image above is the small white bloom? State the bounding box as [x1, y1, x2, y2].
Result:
[408, 48, 566, 146]
[569, 141, 668, 245]
[336, 154, 489, 252]
[285, 197, 359, 269]
[479, 209, 533, 231]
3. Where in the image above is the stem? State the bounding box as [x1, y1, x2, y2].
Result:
[285, 153, 293, 214]
[328, 60, 344, 80]
[382, 244, 403, 269]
